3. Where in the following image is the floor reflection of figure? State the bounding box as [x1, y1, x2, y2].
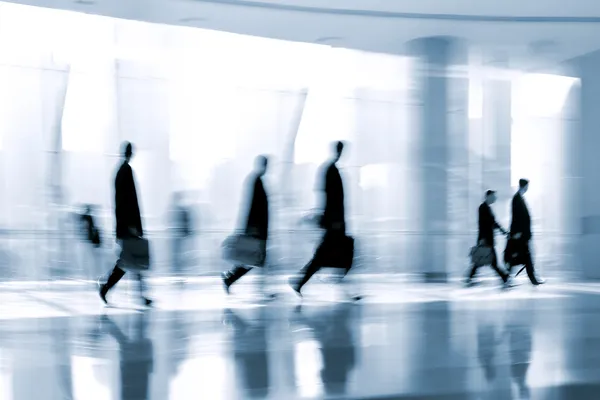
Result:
[52, 317, 74, 400]
[100, 313, 154, 400]
[477, 321, 499, 384]
[476, 311, 516, 399]
[223, 307, 270, 399]
[165, 310, 190, 380]
[293, 303, 357, 397]
[507, 315, 532, 399]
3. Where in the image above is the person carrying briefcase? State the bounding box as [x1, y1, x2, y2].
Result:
[99, 142, 153, 307]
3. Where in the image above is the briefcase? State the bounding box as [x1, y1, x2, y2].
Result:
[470, 245, 493, 267]
[504, 239, 526, 266]
[317, 234, 355, 271]
[222, 234, 266, 267]
[119, 237, 151, 271]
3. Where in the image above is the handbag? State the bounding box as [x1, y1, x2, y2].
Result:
[119, 237, 151, 271]
[222, 234, 266, 267]
[470, 244, 493, 267]
[317, 234, 355, 271]
[504, 238, 526, 266]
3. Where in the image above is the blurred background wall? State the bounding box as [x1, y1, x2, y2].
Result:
[0, 3, 580, 281]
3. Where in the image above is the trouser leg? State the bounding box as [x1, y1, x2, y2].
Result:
[490, 250, 508, 283]
[102, 265, 126, 294]
[506, 262, 513, 276]
[523, 246, 539, 285]
[467, 264, 479, 281]
[136, 272, 147, 299]
[224, 265, 252, 287]
[338, 263, 362, 300]
[295, 258, 322, 291]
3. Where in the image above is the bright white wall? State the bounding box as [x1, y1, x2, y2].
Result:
[0, 2, 576, 278]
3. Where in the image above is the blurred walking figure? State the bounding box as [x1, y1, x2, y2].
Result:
[290, 141, 360, 301]
[80, 204, 103, 280]
[221, 156, 273, 298]
[466, 190, 511, 287]
[169, 192, 192, 280]
[99, 142, 152, 306]
[505, 179, 545, 285]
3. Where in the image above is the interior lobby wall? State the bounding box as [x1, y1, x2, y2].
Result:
[0, 3, 574, 280]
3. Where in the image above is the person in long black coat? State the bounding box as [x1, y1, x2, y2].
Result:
[290, 141, 358, 299]
[99, 142, 152, 306]
[466, 190, 510, 286]
[221, 156, 269, 293]
[506, 178, 544, 285]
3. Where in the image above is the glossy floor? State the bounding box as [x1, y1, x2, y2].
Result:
[1, 276, 600, 399]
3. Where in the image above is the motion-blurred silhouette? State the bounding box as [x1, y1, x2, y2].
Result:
[467, 190, 511, 288]
[506, 179, 544, 286]
[169, 192, 192, 280]
[290, 142, 360, 301]
[99, 142, 152, 307]
[80, 204, 103, 281]
[222, 156, 274, 299]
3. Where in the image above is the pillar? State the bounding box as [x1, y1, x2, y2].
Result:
[407, 37, 469, 282]
[568, 50, 600, 280]
[482, 54, 512, 224]
[560, 73, 581, 279]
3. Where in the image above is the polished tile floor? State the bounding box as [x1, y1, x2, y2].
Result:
[1, 275, 600, 399]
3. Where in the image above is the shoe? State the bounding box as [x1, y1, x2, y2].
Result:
[289, 278, 302, 298]
[502, 279, 515, 290]
[351, 295, 363, 302]
[464, 279, 476, 288]
[99, 285, 108, 305]
[257, 293, 277, 303]
[143, 298, 153, 307]
[533, 278, 546, 286]
[221, 272, 231, 295]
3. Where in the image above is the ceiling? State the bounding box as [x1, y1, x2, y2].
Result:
[5, 0, 600, 70]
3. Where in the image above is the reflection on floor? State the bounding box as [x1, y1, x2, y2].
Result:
[1, 277, 600, 399]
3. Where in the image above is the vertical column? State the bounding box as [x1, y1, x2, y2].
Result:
[407, 37, 469, 282]
[560, 74, 581, 278]
[571, 50, 600, 279]
[482, 54, 512, 224]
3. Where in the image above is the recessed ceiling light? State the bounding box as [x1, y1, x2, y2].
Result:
[179, 17, 209, 23]
[314, 36, 343, 44]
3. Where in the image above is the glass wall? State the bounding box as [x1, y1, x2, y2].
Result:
[0, 2, 576, 281]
